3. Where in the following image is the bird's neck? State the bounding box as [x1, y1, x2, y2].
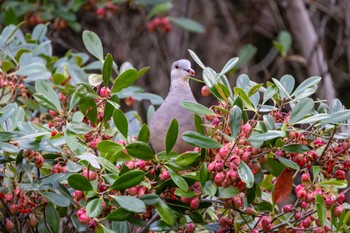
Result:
[169, 79, 190, 93]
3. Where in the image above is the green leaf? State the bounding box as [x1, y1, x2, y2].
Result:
[194, 114, 205, 135]
[40, 192, 71, 207]
[203, 180, 217, 196]
[147, 2, 173, 18]
[110, 170, 145, 191]
[67, 122, 93, 134]
[316, 194, 326, 227]
[263, 84, 278, 104]
[3, 8, 19, 25]
[199, 162, 209, 187]
[219, 57, 239, 76]
[52, 73, 66, 85]
[105, 208, 133, 221]
[169, 17, 204, 33]
[68, 174, 93, 191]
[280, 75, 295, 96]
[103, 53, 113, 87]
[138, 124, 150, 143]
[317, 179, 348, 189]
[104, 94, 119, 122]
[139, 194, 160, 205]
[295, 113, 330, 124]
[248, 130, 286, 142]
[281, 144, 311, 153]
[83, 198, 102, 219]
[165, 119, 179, 154]
[272, 78, 291, 99]
[312, 166, 321, 182]
[230, 105, 242, 138]
[88, 74, 102, 87]
[2, 60, 13, 73]
[180, 101, 215, 116]
[97, 140, 124, 154]
[277, 31, 292, 56]
[325, 110, 350, 124]
[155, 199, 175, 226]
[111, 67, 149, 93]
[113, 109, 128, 139]
[95, 157, 119, 174]
[126, 142, 155, 160]
[175, 152, 200, 166]
[236, 44, 257, 67]
[33, 93, 59, 112]
[82, 30, 104, 61]
[79, 98, 97, 125]
[238, 161, 254, 188]
[275, 156, 300, 170]
[182, 131, 222, 149]
[167, 167, 188, 191]
[218, 187, 240, 199]
[188, 49, 206, 69]
[174, 189, 196, 198]
[289, 98, 314, 124]
[203, 68, 222, 101]
[292, 76, 321, 97]
[234, 87, 255, 111]
[110, 195, 146, 213]
[45, 203, 60, 233]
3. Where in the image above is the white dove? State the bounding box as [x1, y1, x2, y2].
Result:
[149, 59, 197, 153]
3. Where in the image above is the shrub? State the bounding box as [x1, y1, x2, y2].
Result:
[0, 24, 350, 233]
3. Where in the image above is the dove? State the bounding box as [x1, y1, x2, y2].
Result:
[149, 59, 197, 153]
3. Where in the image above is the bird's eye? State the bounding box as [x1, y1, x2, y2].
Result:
[175, 65, 179, 69]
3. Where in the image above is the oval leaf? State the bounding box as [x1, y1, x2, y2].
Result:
[238, 161, 254, 188]
[169, 17, 204, 33]
[230, 105, 242, 138]
[113, 109, 128, 139]
[167, 167, 188, 192]
[68, 174, 93, 191]
[105, 208, 133, 221]
[110, 170, 145, 191]
[281, 144, 311, 153]
[165, 119, 179, 154]
[180, 101, 215, 116]
[175, 152, 200, 166]
[82, 30, 103, 61]
[273, 168, 294, 204]
[155, 199, 175, 226]
[126, 142, 155, 160]
[289, 98, 314, 124]
[86, 198, 102, 218]
[40, 192, 71, 207]
[182, 131, 222, 149]
[275, 156, 300, 170]
[110, 195, 146, 213]
[103, 53, 113, 87]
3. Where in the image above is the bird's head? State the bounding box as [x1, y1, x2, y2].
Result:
[171, 59, 195, 82]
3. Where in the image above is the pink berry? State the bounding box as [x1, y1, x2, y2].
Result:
[78, 213, 90, 224]
[334, 205, 344, 217]
[190, 198, 200, 209]
[159, 170, 170, 180]
[5, 218, 14, 231]
[301, 172, 310, 182]
[283, 204, 293, 213]
[49, 110, 58, 117]
[244, 207, 254, 215]
[186, 223, 196, 233]
[335, 170, 346, 180]
[74, 190, 84, 201]
[201, 86, 210, 96]
[9, 204, 18, 215]
[96, 7, 106, 17]
[99, 87, 110, 97]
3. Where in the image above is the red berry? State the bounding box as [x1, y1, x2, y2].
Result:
[283, 204, 293, 213]
[5, 219, 14, 231]
[190, 198, 200, 209]
[334, 205, 344, 217]
[99, 87, 110, 97]
[125, 96, 135, 106]
[49, 110, 58, 117]
[96, 7, 106, 17]
[301, 172, 310, 182]
[34, 154, 44, 168]
[51, 129, 58, 137]
[9, 204, 18, 215]
[244, 207, 255, 215]
[78, 213, 90, 224]
[74, 190, 84, 201]
[159, 170, 170, 180]
[186, 223, 196, 233]
[335, 170, 346, 180]
[181, 196, 191, 204]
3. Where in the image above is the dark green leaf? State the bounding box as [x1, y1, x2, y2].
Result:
[248, 130, 286, 142]
[104, 94, 119, 122]
[110, 170, 145, 191]
[68, 174, 93, 191]
[3, 8, 19, 25]
[238, 161, 254, 188]
[194, 114, 205, 135]
[86, 198, 102, 218]
[175, 152, 200, 166]
[110, 195, 146, 213]
[155, 200, 175, 226]
[254, 201, 273, 212]
[165, 119, 179, 154]
[230, 105, 242, 138]
[103, 53, 113, 87]
[275, 156, 300, 170]
[281, 144, 311, 153]
[126, 142, 155, 160]
[180, 101, 215, 116]
[79, 98, 97, 125]
[40, 192, 71, 207]
[174, 189, 196, 198]
[82, 30, 104, 61]
[111, 67, 149, 93]
[139, 194, 160, 205]
[95, 157, 119, 174]
[138, 124, 150, 143]
[167, 167, 188, 191]
[97, 140, 124, 154]
[113, 109, 128, 139]
[182, 131, 222, 149]
[45, 203, 60, 233]
[199, 162, 209, 187]
[312, 166, 321, 182]
[52, 73, 66, 85]
[105, 208, 133, 221]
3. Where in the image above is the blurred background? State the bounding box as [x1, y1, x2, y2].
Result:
[1, 0, 350, 115]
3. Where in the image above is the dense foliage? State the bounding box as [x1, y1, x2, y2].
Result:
[1, 24, 350, 233]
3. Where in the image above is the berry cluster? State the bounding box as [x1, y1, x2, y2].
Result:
[147, 17, 172, 33]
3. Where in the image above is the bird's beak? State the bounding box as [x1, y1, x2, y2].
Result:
[184, 68, 195, 77]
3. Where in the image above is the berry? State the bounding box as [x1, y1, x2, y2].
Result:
[301, 172, 310, 182]
[9, 204, 18, 215]
[96, 7, 106, 17]
[51, 129, 58, 137]
[190, 198, 200, 209]
[335, 170, 346, 180]
[74, 190, 84, 201]
[125, 96, 135, 106]
[99, 87, 110, 97]
[49, 110, 58, 117]
[334, 205, 344, 217]
[5, 218, 14, 231]
[78, 213, 90, 224]
[283, 204, 293, 213]
[29, 214, 39, 227]
[186, 223, 196, 233]
[244, 207, 255, 215]
[201, 86, 210, 96]
[34, 154, 44, 168]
